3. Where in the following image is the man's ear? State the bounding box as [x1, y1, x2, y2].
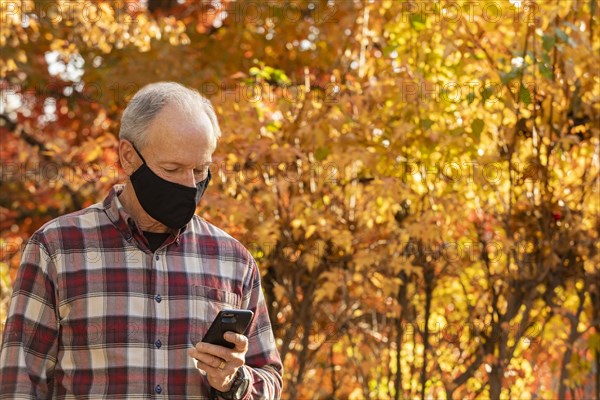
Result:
[119, 140, 139, 176]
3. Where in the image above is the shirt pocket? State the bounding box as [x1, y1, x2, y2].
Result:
[190, 285, 241, 345]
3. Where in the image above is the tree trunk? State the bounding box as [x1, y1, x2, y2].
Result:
[394, 272, 408, 400]
[488, 364, 503, 400]
[289, 281, 317, 400]
[330, 344, 339, 398]
[595, 346, 599, 400]
[559, 290, 586, 399]
[558, 345, 573, 400]
[262, 265, 278, 337]
[420, 270, 433, 400]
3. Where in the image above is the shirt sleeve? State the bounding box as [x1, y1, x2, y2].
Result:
[240, 256, 283, 399]
[0, 233, 59, 399]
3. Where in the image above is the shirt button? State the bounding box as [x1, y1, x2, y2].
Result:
[155, 254, 159, 260]
[154, 384, 162, 394]
[155, 294, 162, 303]
[155, 339, 162, 348]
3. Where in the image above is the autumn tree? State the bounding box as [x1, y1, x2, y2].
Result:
[1, 0, 599, 398]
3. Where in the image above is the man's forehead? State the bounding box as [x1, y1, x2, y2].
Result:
[146, 108, 217, 148]
[146, 133, 214, 155]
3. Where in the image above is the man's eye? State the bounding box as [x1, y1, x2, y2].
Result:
[164, 168, 177, 173]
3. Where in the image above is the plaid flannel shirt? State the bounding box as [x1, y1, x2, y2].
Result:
[0, 185, 283, 399]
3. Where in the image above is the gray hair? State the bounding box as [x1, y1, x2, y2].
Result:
[118, 81, 221, 148]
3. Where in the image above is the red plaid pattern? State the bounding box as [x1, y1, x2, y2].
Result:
[0, 185, 283, 399]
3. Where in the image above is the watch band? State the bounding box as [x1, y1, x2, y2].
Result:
[210, 368, 249, 400]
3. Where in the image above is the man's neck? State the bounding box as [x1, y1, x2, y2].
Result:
[119, 183, 170, 233]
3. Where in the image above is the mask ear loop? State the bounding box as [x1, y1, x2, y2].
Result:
[130, 142, 147, 165]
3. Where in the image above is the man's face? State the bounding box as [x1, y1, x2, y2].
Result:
[133, 104, 216, 187]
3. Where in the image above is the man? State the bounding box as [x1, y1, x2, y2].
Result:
[0, 82, 283, 399]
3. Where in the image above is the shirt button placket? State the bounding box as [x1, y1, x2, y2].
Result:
[154, 251, 165, 397]
[154, 251, 162, 303]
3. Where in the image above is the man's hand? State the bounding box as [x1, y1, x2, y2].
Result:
[188, 332, 249, 392]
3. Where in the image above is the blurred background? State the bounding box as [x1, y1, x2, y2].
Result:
[1, 0, 599, 398]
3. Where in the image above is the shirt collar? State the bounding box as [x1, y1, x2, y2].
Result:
[103, 184, 185, 242]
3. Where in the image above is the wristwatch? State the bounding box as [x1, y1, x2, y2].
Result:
[213, 368, 250, 400]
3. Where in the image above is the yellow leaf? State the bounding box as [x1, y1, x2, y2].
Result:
[305, 225, 317, 239]
[16, 50, 27, 63]
[314, 281, 338, 303]
[5, 58, 17, 71]
[589, 334, 600, 353]
[273, 285, 286, 302]
[83, 146, 102, 163]
[305, 253, 317, 272]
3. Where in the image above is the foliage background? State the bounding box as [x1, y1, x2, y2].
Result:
[1, 0, 599, 398]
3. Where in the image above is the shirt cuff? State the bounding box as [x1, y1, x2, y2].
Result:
[240, 365, 253, 400]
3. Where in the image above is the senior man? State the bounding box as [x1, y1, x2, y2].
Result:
[0, 82, 283, 399]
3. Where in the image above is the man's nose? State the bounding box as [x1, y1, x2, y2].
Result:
[179, 170, 197, 188]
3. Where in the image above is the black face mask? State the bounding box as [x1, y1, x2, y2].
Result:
[129, 144, 211, 229]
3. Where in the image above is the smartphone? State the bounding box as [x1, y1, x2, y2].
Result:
[201, 309, 254, 349]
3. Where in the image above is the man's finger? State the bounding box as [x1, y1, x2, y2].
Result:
[194, 342, 230, 358]
[224, 332, 248, 351]
[189, 348, 227, 369]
